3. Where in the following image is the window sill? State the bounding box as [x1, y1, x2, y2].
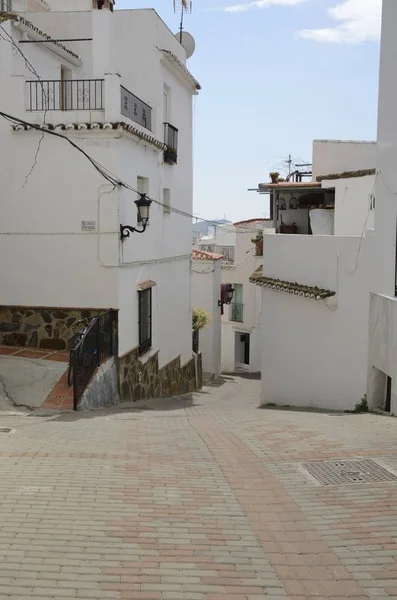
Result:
[138, 347, 158, 365]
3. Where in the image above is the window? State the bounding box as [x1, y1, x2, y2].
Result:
[163, 188, 171, 215]
[138, 289, 152, 355]
[137, 176, 149, 223]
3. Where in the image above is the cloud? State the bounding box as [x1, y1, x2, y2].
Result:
[223, 0, 307, 14]
[298, 0, 381, 44]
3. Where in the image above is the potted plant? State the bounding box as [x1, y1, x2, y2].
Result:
[269, 171, 279, 184]
[192, 307, 210, 353]
[251, 235, 263, 256]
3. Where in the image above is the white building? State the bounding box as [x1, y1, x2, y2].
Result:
[254, 140, 376, 411]
[191, 249, 223, 381]
[196, 219, 268, 374]
[367, 0, 397, 414]
[0, 0, 201, 403]
[197, 222, 237, 265]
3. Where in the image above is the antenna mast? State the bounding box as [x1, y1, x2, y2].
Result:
[174, 0, 192, 44]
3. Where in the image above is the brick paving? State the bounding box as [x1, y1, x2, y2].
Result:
[0, 376, 397, 599]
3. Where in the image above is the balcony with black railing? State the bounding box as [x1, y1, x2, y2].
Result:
[120, 85, 152, 131]
[164, 122, 178, 165]
[229, 303, 244, 323]
[27, 79, 105, 112]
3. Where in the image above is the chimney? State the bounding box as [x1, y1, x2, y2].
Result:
[93, 0, 114, 11]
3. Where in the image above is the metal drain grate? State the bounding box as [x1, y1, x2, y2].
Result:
[0, 428, 12, 433]
[302, 459, 397, 486]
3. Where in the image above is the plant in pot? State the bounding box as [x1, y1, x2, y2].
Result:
[192, 307, 210, 353]
[251, 234, 263, 256]
[269, 171, 279, 184]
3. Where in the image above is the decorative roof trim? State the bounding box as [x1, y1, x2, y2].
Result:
[13, 17, 82, 66]
[249, 268, 335, 300]
[158, 48, 201, 91]
[137, 280, 156, 291]
[316, 168, 376, 182]
[12, 121, 166, 151]
[192, 249, 224, 261]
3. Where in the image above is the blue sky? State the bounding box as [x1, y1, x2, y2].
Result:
[116, 0, 381, 222]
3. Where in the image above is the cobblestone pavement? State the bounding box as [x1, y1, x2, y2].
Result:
[1, 376, 397, 600]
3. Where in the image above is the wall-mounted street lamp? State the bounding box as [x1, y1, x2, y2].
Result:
[218, 283, 235, 314]
[120, 193, 153, 240]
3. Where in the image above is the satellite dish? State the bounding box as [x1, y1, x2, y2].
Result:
[174, 31, 196, 58]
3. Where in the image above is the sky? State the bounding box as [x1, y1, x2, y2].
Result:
[116, 0, 381, 222]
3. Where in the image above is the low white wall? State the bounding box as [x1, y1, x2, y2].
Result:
[191, 259, 222, 378]
[261, 234, 372, 410]
[313, 140, 376, 179]
[367, 293, 397, 414]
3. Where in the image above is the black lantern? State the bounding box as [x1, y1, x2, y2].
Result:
[218, 283, 235, 309]
[120, 193, 152, 240]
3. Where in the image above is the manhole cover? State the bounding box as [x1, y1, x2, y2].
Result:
[0, 428, 12, 433]
[302, 459, 397, 486]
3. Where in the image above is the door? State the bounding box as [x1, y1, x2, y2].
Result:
[244, 333, 250, 365]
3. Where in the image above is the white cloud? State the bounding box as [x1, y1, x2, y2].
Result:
[224, 0, 307, 14]
[298, 0, 381, 44]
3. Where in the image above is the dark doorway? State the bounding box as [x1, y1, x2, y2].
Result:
[243, 333, 250, 365]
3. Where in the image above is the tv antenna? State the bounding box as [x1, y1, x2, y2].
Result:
[174, 0, 192, 45]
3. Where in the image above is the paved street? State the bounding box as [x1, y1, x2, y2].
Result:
[0, 376, 397, 599]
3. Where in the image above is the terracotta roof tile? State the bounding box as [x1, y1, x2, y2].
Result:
[12, 121, 165, 151]
[192, 249, 224, 261]
[233, 218, 271, 226]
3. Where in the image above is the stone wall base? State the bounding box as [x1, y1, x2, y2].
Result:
[0, 306, 113, 350]
[119, 347, 202, 402]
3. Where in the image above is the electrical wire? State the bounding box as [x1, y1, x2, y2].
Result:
[0, 109, 267, 234]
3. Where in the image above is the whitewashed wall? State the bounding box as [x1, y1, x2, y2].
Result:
[191, 259, 222, 378]
[0, 8, 195, 368]
[322, 175, 375, 236]
[312, 140, 377, 179]
[367, 294, 397, 414]
[221, 221, 263, 373]
[370, 0, 397, 298]
[260, 233, 373, 410]
[366, 0, 397, 410]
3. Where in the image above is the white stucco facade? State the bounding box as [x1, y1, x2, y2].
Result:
[312, 140, 377, 180]
[191, 253, 222, 379]
[0, 3, 199, 368]
[220, 220, 266, 374]
[257, 144, 376, 410]
[367, 0, 397, 414]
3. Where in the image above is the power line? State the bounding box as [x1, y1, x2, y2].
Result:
[2, 109, 267, 234]
[0, 18, 266, 235]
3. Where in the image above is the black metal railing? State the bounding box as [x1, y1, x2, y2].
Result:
[70, 310, 114, 410]
[121, 85, 152, 130]
[27, 79, 105, 111]
[164, 122, 178, 165]
[192, 329, 199, 354]
[229, 303, 244, 323]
